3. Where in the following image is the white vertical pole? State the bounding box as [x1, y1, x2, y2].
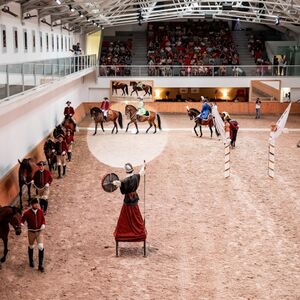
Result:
[268, 124, 276, 178]
[224, 123, 230, 178]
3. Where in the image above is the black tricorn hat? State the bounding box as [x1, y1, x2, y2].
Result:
[37, 161, 47, 166]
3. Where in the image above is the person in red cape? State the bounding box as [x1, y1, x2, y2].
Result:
[112, 162, 147, 242]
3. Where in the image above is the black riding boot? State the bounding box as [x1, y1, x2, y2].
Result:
[63, 165, 66, 176]
[38, 249, 44, 272]
[67, 152, 72, 161]
[28, 247, 34, 268]
[104, 116, 107, 122]
[58, 166, 62, 178]
[40, 199, 48, 214]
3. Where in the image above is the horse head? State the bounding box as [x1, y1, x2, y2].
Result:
[186, 106, 197, 120]
[125, 105, 136, 117]
[129, 81, 136, 86]
[18, 158, 33, 178]
[9, 206, 22, 235]
[90, 107, 101, 118]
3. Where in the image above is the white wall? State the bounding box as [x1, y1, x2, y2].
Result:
[0, 70, 92, 178]
[0, 2, 83, 64]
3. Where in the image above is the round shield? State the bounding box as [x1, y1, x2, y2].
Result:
[102, 173, 119, 193]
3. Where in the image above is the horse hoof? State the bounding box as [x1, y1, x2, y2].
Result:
[1, 257, 6, 263]
[93, 133, 96, 136]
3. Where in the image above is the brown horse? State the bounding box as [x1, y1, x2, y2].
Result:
[62, 115, 76, 133]
[112, 82, 129, 96]
[0, 206, 22, 265]
[187, 107, 218, 138]
[130, 81, 152, 97]
[90, 107, 123, 135]
[125, 104, 162, 134]
[44, 139, 57, 171]
[18, 158, 37, 209]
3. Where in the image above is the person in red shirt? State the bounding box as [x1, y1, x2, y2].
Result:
[100, 97, 110, 121]
[64, 101, 76, 126]
[55, 134, 68, 178]
[65, 129, 74, 162]
[31, 161, 53, 214]
[21, 198, 46, 272]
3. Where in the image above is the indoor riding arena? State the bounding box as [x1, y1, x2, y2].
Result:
[0, 1, 300, 300]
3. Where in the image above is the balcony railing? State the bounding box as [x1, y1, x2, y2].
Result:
[98, 64, 300, 77]
[0, 54, 97, 101]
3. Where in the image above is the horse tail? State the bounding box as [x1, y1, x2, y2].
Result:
[212, 117, 220, 136]
[157, 113, 162, 130]
[125, 84, 128, 95]
[149, 85, 152, 95]
[118, 111, 123, 129]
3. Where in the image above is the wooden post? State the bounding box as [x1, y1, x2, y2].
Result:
[224, 123, 230, 178]
[268, 124, 276, 178]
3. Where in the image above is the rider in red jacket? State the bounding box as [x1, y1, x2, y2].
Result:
[100, 97, 110, 121]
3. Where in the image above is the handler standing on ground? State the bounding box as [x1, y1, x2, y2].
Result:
[21, 198, 46, 272]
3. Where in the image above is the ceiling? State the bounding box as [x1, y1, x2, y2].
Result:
[1, 0, 300, 33]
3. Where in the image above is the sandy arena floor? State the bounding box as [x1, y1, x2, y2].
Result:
[1, 114, 300, 300]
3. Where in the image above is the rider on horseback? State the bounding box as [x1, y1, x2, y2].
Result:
[196, 97, 211, 121]
[136, 97, 148, 117]
[100, 97, 110, 121]
[64, 101, 77, 125]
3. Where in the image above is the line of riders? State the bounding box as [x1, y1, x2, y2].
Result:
[0, 101, 78, 272]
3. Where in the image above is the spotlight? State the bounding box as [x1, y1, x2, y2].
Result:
[55, 0, 62, 5]
[137, 9, 143, 26]
[68, 5, 75, 12]
[2, 6, 9, 12]
[93, 22, 96, 26]
[275, 16, 280, 26]
[79, 11, 83, 17]
[86, 17, 90, 21]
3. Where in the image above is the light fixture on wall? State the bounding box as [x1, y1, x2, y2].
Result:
[24, 12, 37, 19]
[1, 6, 18, 17]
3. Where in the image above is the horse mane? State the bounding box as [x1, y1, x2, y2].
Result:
[126, 104, 137, 111]
[190, 108, 200, 115]
[91, 107, 101, 113]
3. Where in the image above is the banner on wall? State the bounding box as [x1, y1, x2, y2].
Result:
[110, 80, 154, 102]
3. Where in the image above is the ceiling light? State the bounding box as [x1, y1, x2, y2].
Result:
[79, 11, 83, 17]
[68, 5, 75, 12]
[55, 0, 62, 5]
[275, 16, 280, 26]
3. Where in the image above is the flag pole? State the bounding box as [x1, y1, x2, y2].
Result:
[224, 122, 231, 178]
[268, 124, 276, 178]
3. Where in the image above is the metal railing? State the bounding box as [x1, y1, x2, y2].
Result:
[97, 64, 300, 77]
[0, 54, 97, 101]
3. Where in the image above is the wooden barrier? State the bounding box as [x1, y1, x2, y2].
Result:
[87, 101, 300, 115]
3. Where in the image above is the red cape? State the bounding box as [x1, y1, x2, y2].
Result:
[114, 204, 147, 242]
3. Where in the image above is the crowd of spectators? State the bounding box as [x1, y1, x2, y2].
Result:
[147, 21, 240, 76]
[99, 40, 133, 76]
[247, 34, 273, 76]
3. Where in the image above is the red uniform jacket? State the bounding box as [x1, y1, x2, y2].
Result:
[64, 106, 75, 116]
[21, 208, 46, 231]
[33, 170, 53, 189]
[65, 134, 74, 145]
[55, 141, 68, 155]
[100, 101, 110, 110]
